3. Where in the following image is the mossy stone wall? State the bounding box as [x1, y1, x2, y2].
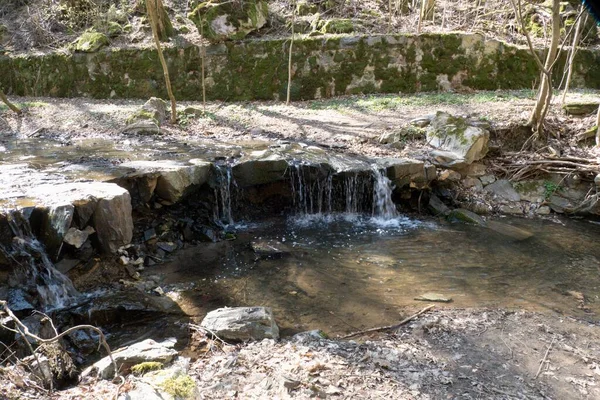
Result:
[1, 33, 599, 101]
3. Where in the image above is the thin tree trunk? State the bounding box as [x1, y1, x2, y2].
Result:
[561, 7, 585, 105]
[147, 0, 177, 124]
[0, 90, 22, 115]
[286, 6, 295, 105]
[595, 106, 600, 147]
[201, 17, 206, 112]
[528, 0, 561, 132]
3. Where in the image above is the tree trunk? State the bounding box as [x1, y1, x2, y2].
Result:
[286, 6, 295, 105]
[561, 6, 585, 105]
[528, 0, 561, 132]
[0, 90, 22, 115]
[146, 0, 177, 124]
[143, 0, 173, 41]
[595, 105, 600, 147]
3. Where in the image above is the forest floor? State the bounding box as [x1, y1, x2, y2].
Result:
[4, 308, 600, 399]
[1, 89, 600, 162]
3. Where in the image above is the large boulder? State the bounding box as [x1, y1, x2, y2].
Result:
[201, 307, 279, 341]
[188, 0, 268, 41]
[426, 112, 490, 168]
[22, 182, 133, 254]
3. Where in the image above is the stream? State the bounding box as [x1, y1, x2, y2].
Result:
[153, 213, 600, 336]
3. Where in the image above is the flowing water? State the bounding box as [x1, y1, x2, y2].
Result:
[5, 212, 78, 310]
[156, 212, 600, 336]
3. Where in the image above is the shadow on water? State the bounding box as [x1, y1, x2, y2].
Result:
[150, 214, 600, 337]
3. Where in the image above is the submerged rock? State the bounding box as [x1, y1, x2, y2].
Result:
[251, 239, 290, 259]
[201, 307, 279, 341]
[426, 112, 490, 167]
[447, 208, 486, 226]
[414, 293, 452, 303]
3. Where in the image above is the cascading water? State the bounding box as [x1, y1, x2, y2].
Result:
[371, 167, 398, 218]
[4, 211, 78, 310]
[289, 161, 398, 219]
[213, 162, 236, 227]
[290, 161, 333, 215]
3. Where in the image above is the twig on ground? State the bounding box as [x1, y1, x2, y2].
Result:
[535, 337, 556, 379]
[339, 304, 435, 339]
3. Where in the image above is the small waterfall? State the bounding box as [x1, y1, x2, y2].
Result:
[342, 172, 371, 214]
[4, 211, 79, 310]
[290, 161, 333, 215]
[214, 162, 236, 227]
[371, 167, 398, 218]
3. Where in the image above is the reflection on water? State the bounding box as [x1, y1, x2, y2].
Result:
[156, 215, 600, 336]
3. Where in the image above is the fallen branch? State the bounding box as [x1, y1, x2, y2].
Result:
[535, 337, 555, 379]
[339, 304, 435, 339]
[0, 300, 119, 382]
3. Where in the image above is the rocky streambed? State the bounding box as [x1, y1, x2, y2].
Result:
[2, 100, 600, 399]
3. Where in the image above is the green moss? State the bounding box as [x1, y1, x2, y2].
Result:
[161, 375, 196, 398]
[296, 0, 318, 16]
[131, 361, 163, 376]
[73, 31, 109, 52]
[188, 0, 268, 41]
[319, 19, 354, 34]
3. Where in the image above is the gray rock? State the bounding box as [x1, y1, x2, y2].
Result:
[93, 187, 133, 253]
[292, 330, 327, 344]
[448, 208, 486, 226]
[201, 307, 279, 341]
[251, 240, 290, 259]
[438, 169, 461, 182]
[427, 111, 489, 165]
[121, 160, 211, 203]
[232, 155, 289, 187]
[462, 177, 483, 191]
[141, 97, 168, 125]
[430, 150, 468, 169]
[410, 116, 433, 128]
[63, 226, 95, 249]
[189, 0, 268, 41]
[120, 358, 196, 400]
[499, 203, 523, 215]
[535, 205, 551, 215]
[86, 338, 178, 379]
[428, 194, 450, 216]
[376, 158, 432, 189]
[121, 120, 160, 135]
[484, 179, 521, 202]
[414, 293, 452, 303]
[479, 174, 496, 186]
[562, 102, 599, 115]
[486, 220, 532, 240]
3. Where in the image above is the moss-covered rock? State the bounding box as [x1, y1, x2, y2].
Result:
[297, 0, 319, 16]
[563, 101, 599, 115]
[73, 31, 109, 52]
[188, 0, 268, 41]
[319, 18, 354, 34]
